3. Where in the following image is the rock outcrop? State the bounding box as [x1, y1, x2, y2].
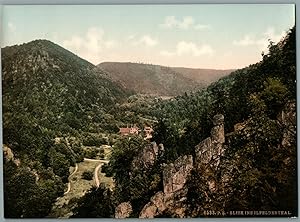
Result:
[278, 101, 296, 148]
[195, 114, 225, 169]
[194, 114, 225, 192]
[115, 202, 133, 219]
[3, 144, 20, 166]
[163, 155, 193, 196]
[139, 191, 166, 218]
[139, 114, 226, 218]
[277, 101, 296, 166]
[140, 155, 193, 218]
[3, 144, 14, 162]
[132, 142, 164, 171]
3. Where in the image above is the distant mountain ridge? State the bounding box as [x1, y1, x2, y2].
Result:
[98, 62, 234, 96]
[171, 67, 235, 85]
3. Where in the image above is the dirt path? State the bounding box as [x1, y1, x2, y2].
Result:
[94, 163, 102, 187]
[83, 158, 109, 187]
[64, 163, 78, 195]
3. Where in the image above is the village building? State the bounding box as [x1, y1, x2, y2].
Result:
[119, 125, 140, 136]
[119, 125, 153, 139]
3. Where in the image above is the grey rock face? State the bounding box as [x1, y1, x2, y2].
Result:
[139, 114, 226, 218]
[132, 142, 164, 171]
[163, 155, 193, 195]
[3, 144, 14, 162]
[115, 202, 133, 219]
[195, 114, 225, 192]
[139, 191, 166, 218]
[140, 155, 193, 218]
[212, 114, 224, 126]
[195, 114, 225, 170]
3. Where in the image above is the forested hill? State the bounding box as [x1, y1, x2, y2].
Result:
[147, 26, 296, 215]
[155, 26, 296, 137]
[171, 67, 235, 85]
[89, 26, 296, 218]
[2, 39, 129, 135]
[2, 25, 296, 218]
[2, 39, 129, 217]
[98, 62, 232, 96]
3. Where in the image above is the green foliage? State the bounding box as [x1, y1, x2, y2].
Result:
[152, 119, 181, 162]
[48, 147, 70, 183]
[82, 171, 93, 180]
[4, 161, 64, 218]
[259, 78, 288, 118]
[2, 39, 129, 218]
[71, 185, 115, 218]
[156, 27, 296, 216]
[82, 134, 108, 146]
[105, 136, 146, 200]
[102, 136, 163, 215]
[84, 148, 98, 159]
[101, 163, 113, 177]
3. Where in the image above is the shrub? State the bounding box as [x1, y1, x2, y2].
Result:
[82, 171, 93, 180]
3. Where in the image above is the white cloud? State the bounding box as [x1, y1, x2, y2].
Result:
[130, 34, 158, 47]
[233, 35, 256, 46]
[160, 16, 210, 30]
[62, 27, 117, 64]
[160, 41, 214, 57]
[263, 27, 286, 43]
[139, 35, 158, 46]
[194, 24, 211, 30]
[177, 41, 214, 56]
[160, 16, 178, 28]
[178, 16, 195, 29]
[8, 22, 16, 32]
[127, 34, 136, 40]
[160, 50, 175, 57]
[233, 27, 286, 50]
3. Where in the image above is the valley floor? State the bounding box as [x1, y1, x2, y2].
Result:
[48, 158, 114, 218]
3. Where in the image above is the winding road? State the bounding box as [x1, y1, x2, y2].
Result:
[84, 158, 109, 187]
[94, 163, 103, 187]
[63, 158, 109, 195]
[64, 163, 78, 195]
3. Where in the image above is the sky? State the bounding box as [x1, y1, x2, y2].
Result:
[1, 4, 295, 69]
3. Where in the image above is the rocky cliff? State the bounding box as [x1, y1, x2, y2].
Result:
[114, 103, 296, 218]
[3, 144, 20, 166]
[138, 114, 226, 218]
[194, 114, 225, 193]
[139, 155, 193, 218]
[132, 142, 164, 171]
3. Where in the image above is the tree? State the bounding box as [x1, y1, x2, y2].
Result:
[72, 185, 115, 218]
[48, 147, 70, 183]
[82, 171, 93, 180]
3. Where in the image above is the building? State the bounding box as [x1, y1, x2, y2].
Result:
[119, 125, 139, 136]
[119, 125, 154, 139]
